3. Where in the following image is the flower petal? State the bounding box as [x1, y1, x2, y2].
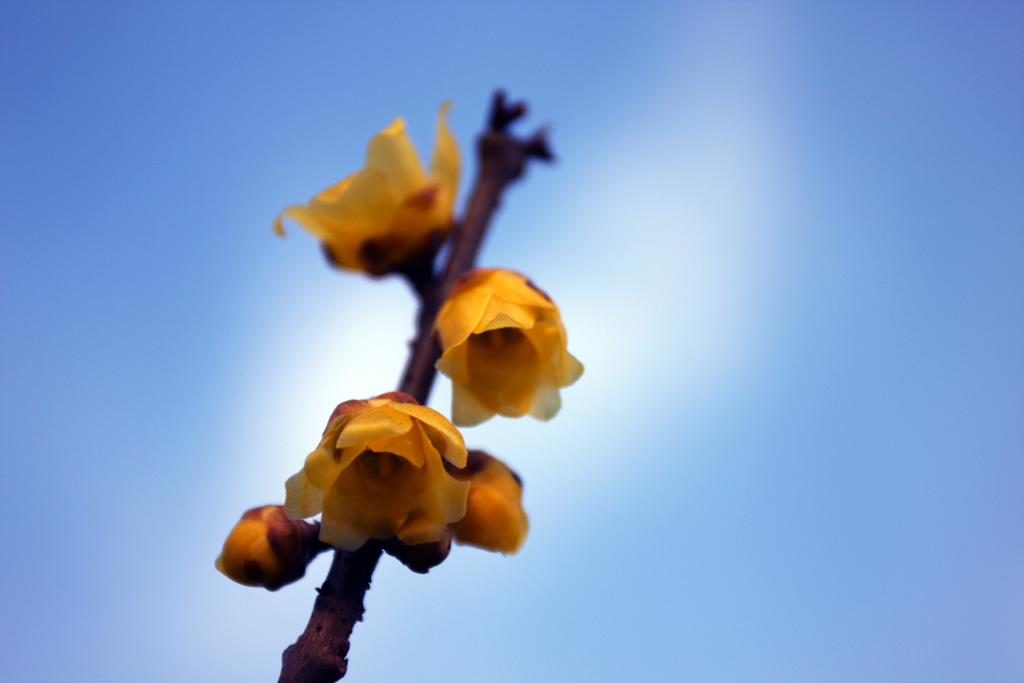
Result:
[429, 102, 459, 202]
[365, 117, 425, 197]
[449, 452, 529, 555]
[335, 405, 414, 449]
[284, 469, 324, 519]
[562, 351, 585, 387]
[389, 402, 467, 467]
[451, 380, 498, 427]
[484, 269, 555, 309]
[395, 509, 447, 546]
[413, 427, 470, 525]
[476, 307, 536, 334]
[526, 379, 562, 422]
[365, 428, 426, 468]
[466, 326, 541, 417]
[389, 182, 450, 245]
[273, 203, 339, 242]
[320, 486, 369, 550]
[436, 289, 494, 350]
[303, 443, 348, 491]
[435, 343, 470, 384]
[334, 450, 425, 534]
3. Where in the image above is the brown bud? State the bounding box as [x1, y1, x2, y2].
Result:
[383, 527, 453, 574]
[215, 505, 324, 591]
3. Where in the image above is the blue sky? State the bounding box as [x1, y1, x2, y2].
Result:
[1, 2, 1022, 681]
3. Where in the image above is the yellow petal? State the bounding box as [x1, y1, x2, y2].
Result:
[435, 289, 494, 350]
[319, 486, 369, 550]
[365, 428, 427, 468]
[484, 269, 555, 310]
[309, 168, 399, 223]
[395, 509, 447, 546]
[413, 427, 470, 525]
[435, 342, 471, 384]
[312, 168, 401, 268]
[303, 444, 347, 491]
[273, 204, 337, 242]
[284, 469, 324, 519]
[529, 313, 582, 387]
[476, 281, 543, 335]
[451, 483, 528, 555]
[562, 351, 585, 387]
[334, 443, 369, 473]
[389, 402, 467, 467]
[429, 102, 459, 202]
[465, 327, 541, 417]
[527, 380, 562, 422]
[274, 169, 402, 271]
[334, 450, 426, 531]
[451, 380, 498, 427]
[476, 306, 536, 334]
[365, 117, 425, 197]
[335, 405, 414, 449]
[389, 182, 449, 244]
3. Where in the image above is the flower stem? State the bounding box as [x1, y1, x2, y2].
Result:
[277, 90, 553, 683]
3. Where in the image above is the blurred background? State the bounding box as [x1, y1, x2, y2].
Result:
[2, 2, 1021, 681]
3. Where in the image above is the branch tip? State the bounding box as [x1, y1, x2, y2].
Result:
[489, 90, 528, 132]
[525, 128, 555, 162]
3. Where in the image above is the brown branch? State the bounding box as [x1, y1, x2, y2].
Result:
[399, 90, 553, 403]
[277, 90, 553, 683]
[278, 542, 382, 683]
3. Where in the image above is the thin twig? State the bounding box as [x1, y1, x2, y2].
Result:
[277, 90, 553, 683]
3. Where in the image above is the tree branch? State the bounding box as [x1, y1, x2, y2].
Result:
[278, 542, 382, 683]
[277, 90, 553, 683]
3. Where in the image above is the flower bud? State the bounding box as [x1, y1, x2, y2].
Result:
[383, 525, 452, 574]
[448, 450, 529, 555]
[215, 505, 321, 591]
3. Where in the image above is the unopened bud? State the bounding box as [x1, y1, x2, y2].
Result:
[215, 505, 322, 591]
[448, 450, 529, 555]
[383, 526, 452, 574]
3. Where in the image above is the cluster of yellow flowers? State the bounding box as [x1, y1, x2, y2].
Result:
[218, 105, 581, 589]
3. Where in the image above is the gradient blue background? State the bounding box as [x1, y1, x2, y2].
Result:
[2, 2, 1022, 681]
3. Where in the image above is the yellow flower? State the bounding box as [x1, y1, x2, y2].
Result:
[448, 451, 529, 555]
[215, 505, 318, 591]
[434, 268, 583, 426]
[284, 392, 470, 551]
[273, 103, 459, 275]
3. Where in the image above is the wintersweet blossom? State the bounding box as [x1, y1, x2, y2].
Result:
[284, 392, 469, 550]
[273, 104, 459, 274]
[449, 451, 529, 555]
[215, 505, 315, 590]
[434, 268, 583, 426]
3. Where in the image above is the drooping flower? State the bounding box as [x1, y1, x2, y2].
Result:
[448, 450, 529, 555]
[284, 392, 470, 551]
[273, 103, 459, 275]
[215, 505, 320, 591]
[434, 268, 584, 426]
